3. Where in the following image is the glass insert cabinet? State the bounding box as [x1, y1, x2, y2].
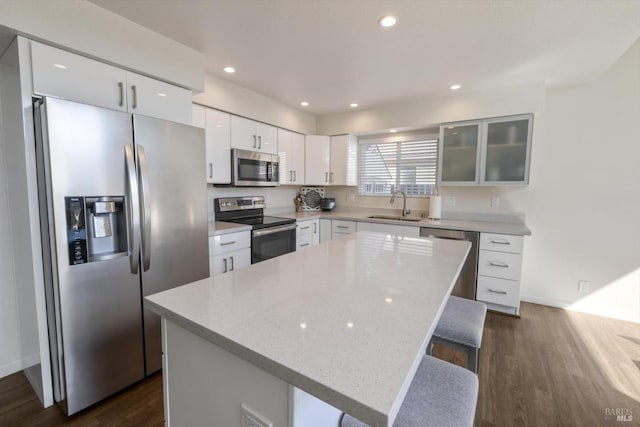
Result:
[438, 114, 533, 186]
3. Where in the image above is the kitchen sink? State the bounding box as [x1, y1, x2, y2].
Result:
[367, 215, 422, 222]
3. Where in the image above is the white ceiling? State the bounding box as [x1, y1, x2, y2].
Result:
[89, 0, 640, 115]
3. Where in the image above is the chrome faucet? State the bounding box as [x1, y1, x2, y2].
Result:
[390, 190, 410, 217]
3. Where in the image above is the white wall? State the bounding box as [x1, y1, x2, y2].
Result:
[0, 0, 204, 91]
[193, 73, 316, 135]
[0, 69, 22, 378]
[327, 40, 640, 323]
[317, 81, 545, 136]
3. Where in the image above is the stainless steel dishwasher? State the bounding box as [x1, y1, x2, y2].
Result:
[420, 228, 479, 300]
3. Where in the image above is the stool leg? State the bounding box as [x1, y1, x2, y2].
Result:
[468, 347, 479, 374]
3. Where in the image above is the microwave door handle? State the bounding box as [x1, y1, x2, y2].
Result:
[137, 145, 152, 271]
[124, 144, 140, 274]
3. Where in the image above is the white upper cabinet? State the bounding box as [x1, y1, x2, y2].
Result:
[205, 108, 232, 184]
[31, 42, 192, 124]
[330, 134, 358, 186]
[31, 41, 128, 112]
[230, 116, 278, 154]
[191, 104, 206, 129]
[125, 72, 192, 124]
[438, 114, 533, 186]
[278, 129, 305, 185]
[305, 135, 331, 185]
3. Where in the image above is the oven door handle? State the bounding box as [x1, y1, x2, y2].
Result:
[252, 223, 297, 237]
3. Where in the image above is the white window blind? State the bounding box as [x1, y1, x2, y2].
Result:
[359, 137, 438, 196]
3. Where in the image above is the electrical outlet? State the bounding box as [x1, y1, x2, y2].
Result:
[241, 403, 272, 427]
[578, 280, 590, 293]
[445, 196, 456, 207]
[491, 197, 500, 208]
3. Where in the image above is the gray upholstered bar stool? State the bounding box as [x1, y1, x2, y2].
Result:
[428, 296, 487, 374]
[340, 355, 478, 427]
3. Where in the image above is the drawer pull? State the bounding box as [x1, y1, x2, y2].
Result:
[220, 241, 237, 246]
[300, 226, 310, 230]
[488, 288, 508, 295]
[223, 258, 228, 273]
[229, 256, 234, 271]
[488, 261, 509, 268]
[300, 243, 310, 247]
[336, 225, 349, 229]
[490, 238, 511, 245]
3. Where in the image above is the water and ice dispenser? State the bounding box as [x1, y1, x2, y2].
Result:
[65, 196, 127, 265]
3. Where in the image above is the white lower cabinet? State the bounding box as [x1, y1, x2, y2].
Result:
[355, 221, 420, 237]
[296, 219, 319, 250]
[319, 219, 332, 243]
[209, 230, 251, 276]
[331, 220, 356, 240]
[476, 232, 524, 315]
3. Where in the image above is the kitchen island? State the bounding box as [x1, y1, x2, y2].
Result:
[145, 231, 471, 427]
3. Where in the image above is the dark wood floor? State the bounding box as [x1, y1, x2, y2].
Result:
[1, 302, 639, 426]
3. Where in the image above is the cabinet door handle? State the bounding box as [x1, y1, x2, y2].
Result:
[253, 135, 257, 148]
[229, 256, 234, 271]
[118, 82, 124, 107]
[488, 288, 507, 295]
[131, 85, 137, 109]
[325, 172, 328, 183]
[300, 243, 310, 247]
[209, 162, 213, 179]
[300, 226, 310, 230]
[329, 172, 334, 183]
[258, 135, 262, 149]
[293, 170, 297, 182]
[223, 258, 228, 273]
[488, 261, 509, 268]
[289, 170, 293, 182]
[313, 222, 317, 234]
[490, 238, 511, 245]
[220, 240, 237, 246]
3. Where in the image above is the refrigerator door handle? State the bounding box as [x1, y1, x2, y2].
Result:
[137, 145, 152, 271]
[124, 144, 140, 274]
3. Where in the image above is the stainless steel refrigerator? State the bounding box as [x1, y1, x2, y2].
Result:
[34, 97, 209, 415]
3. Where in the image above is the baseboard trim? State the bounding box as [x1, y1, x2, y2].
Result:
[0, 359, 23, 379]
[521, 294, 640, 323]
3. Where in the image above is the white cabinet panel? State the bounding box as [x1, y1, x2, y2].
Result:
[209, 231, 251, 256]
[125, 72, 192, 124]
[319, 219, 332, 243]
[231, 116, 277, 154]
[296, 233, 313, 250]
[191, 104, 206, 128]
[479, 233, 524, 254]
[31, 41, 127, 112]
[278, 129, 305, 185]
[478, 250, 522, 281]
[476, 276, 520, 308]
[205, 109, 231, 184]
[311, 219, 320, 246]
[210, 248, 251, 276]
[332, 220, 356, 240]
[330, 135, 357, 186]
[296, 219, 320, 250]
[355, 222, 419, 237]
[305, 135, 330, 185]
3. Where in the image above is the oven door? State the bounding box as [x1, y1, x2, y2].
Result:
[232, 149, 279, 186]
[251, 223, 297, 263]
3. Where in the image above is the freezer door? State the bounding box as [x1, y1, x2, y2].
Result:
[133, 115, 209, 375]
[40, 98, 145, 415]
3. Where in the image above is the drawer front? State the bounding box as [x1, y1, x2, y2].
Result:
[476, 275, 520, 307]
[480, 233, 524, 254]
[296, 233, 313, 250]
[478, 250, 522, 280]
[332, 220, 356, 234]
[209, 231, 251, 256]
[296, 220, 314, 236]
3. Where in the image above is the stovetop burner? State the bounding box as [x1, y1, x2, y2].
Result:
[214, 196, 295, 230]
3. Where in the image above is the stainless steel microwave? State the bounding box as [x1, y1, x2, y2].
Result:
[231, 148, 280, 187]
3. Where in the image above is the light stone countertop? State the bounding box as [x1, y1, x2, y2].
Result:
[274, 209, 531, 236]
[208, 221, 251, 236]
[145, 232, 471, 426]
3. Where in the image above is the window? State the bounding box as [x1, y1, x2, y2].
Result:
[358, 134, 438, 196]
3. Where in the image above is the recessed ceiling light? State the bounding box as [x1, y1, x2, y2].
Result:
[378, 15, 398, 27]
[299, 322, 307, 329]
[300, 101, 309, 107]
[350, 103, 359, 108]
[224, 66, 236, 74]
[53, 63, 67, 69]
[449, 84, 462, 90]
[389, 129, 398, 133]
[346, 322, 354, 328]
[157, 92, 167, 97]
[385, 297, 393, 304]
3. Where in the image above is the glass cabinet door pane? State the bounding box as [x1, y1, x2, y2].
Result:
[441, 124, 479, 182]
[484, 119, 529, 182]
